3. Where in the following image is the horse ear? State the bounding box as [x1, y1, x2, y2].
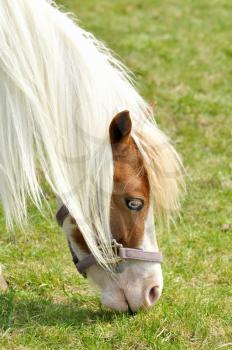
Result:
[109, 110, 132, 145]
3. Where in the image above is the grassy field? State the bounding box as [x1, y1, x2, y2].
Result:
[0, 0, 232, 349]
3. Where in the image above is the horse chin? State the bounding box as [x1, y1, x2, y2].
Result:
[101, 287, 129, 312]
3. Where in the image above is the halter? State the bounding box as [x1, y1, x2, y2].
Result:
[56, 204, 163, 278]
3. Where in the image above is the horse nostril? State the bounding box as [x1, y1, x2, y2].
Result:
[147, 286, 160, 306]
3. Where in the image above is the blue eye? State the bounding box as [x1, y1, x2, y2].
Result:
[125, 198, 144, 211]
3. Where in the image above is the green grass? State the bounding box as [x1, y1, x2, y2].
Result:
[1, 0, 232, 349]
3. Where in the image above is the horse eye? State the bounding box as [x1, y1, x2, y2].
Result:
[125, 198, 144, 211]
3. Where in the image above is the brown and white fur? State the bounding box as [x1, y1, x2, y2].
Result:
[62, 111, 163, 312]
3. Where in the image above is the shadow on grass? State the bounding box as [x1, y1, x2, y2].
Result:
[0, 288, 119, 331]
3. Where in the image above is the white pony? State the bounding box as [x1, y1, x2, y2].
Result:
[0, 0, 183, 312]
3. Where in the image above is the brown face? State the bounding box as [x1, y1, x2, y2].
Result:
[71, 110, 150, 252]
[109, 110, 150, 248]
[69, 111, 163, 312]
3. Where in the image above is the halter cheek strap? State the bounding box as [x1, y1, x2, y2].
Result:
[56, 204, 163, 277]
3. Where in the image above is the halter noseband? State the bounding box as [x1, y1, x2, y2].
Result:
[56, 204, 163, 278]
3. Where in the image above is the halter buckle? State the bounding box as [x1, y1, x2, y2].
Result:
[105, 239, 123, 265]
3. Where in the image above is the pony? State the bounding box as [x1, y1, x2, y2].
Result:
[0, 0, 184, 312]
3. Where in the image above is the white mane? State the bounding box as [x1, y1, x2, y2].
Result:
[0, 0, 183, 268]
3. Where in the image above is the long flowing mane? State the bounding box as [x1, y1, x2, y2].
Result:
[0, 0, 183, 268]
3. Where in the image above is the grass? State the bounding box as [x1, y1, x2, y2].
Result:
[0, 0, 232, 349]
